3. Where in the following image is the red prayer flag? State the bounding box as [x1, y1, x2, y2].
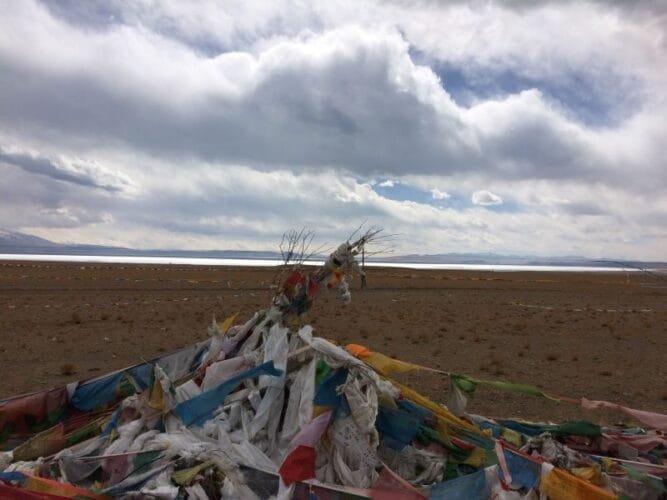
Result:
[278, 445, 317, 486]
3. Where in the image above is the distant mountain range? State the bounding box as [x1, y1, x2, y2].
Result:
[0, 229, 284, 260]
[0, 229, 60, 249]
[1, 229, 664, 269]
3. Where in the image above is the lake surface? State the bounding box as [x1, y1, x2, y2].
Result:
[0, 253, 635, 272]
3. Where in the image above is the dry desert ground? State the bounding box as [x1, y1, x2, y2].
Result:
[1, 261, 665, 424]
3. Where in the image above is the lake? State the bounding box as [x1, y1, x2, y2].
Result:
[0, 253, 635, 272]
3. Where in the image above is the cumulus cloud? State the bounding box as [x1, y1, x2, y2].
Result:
[2, 2, 663, 186]
[0, 0, 664, 260]
[472, 190, 503, 206]
[430, 188, 450, 200]
[0, 17, 473, 177]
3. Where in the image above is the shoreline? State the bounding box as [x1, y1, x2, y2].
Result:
[0, 253, 647, 273]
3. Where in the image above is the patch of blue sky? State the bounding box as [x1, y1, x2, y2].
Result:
[433, 62, 640, 128]
[38, 0, 236, 56]
[372, 180, 434, 204]
[370, 180, 518, 212]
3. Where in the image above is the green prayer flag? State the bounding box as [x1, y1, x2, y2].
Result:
[452, 374, 559, 402]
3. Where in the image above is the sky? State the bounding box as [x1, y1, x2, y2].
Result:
[0, 0, 665, 260]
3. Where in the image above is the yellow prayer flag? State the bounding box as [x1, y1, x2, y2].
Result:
[571, 466, 605, 485]
[148, 377, 165, 411]
[346, 344, 445, 377]
[391, 380, 484, 436]
[540, 467, 616, 500]
[462, 446, 486, 468]
[217, 312, 239, 335]
[501, 427, 523, 447]
[172, 461, 214, 486]
[364, 352, 421, 377]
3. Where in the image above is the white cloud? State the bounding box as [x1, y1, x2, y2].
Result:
[430, 188, 450, 200]
[472, 190, 503, 206]
[0, 145, 134, 193]
[0, 1, 664, 260]
[5, 155, 665, 259]
[3, 4, 662, 186]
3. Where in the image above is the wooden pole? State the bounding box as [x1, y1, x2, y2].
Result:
[360, 247, 368, 290]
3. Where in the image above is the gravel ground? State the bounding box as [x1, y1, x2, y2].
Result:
[1, 260, 665, 424]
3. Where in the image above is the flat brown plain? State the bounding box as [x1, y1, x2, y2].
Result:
[0, 261, 665, 425]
